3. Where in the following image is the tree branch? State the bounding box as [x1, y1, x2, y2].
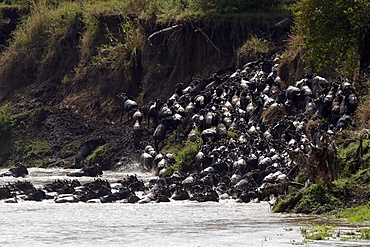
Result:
[148, 24, 184, 46]
[195, 26, 227, 56]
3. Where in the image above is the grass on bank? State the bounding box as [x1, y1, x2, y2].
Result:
[0, 104, 12, 163]
[0, 0, 293, 19]
[301, 224, 370, 242]
[301, 224, 335, 241]
[336, 204, 370, 223]
[161, 129, 203, 176]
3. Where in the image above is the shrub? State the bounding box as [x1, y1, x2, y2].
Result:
[174, 140, 200, 172]
[293, 0, 370, 78]
[294, 183, 345, 214]
[237, 36, 275, 66]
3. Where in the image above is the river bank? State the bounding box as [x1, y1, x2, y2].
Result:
[1, 167, 370, 246]
[0, 0, 370, 232]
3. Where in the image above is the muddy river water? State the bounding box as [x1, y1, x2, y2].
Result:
[0, 167, 369, 246]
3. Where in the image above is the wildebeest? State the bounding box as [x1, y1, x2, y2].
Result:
[0, 186, 11, 200]
[117, 92, 138, 121]
[272, 17, 294, 42]
[153, 123, 167, 152]
[68, 164, 103, 177]
[153, 118, 171, 151]
[74, 136, 106, 167]
[0, 162, 28, 177]
[140, 152, 154, 171]
[145, 99, 165, 127]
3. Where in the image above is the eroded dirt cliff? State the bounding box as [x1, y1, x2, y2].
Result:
[0, 11, 291, 169]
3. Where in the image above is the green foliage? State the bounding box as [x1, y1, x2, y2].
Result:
[186, 0, 282, 13]
[237, 36, 275, 62]
[11, 108, 46, 129]
[162, 128, 203, 176]
[226, 129, 239, 140]
[295, 183, 345, 214]
[293, 0, 370, 77]
[273, 191, 303, 213]
[25, 140, 52, 158]
[86, 144, 107, 164]
[0, 104, 12, 159]
[301, 224, 334, 241]
[336, 203, 370, 223]
[360, 228, 370, 240]
[216, 130, 241, 147]
[17, 140, 53, 167]
[89, 19, 143, 76]
[0, 104, 12, 141]
[162, 130, 182, 154]
[173, 140, 200, 172]
[274, 182, 350, 214]
[2, 0, 287, 19]
[0, 1, 84, 93]
[337, 138, 370, 175]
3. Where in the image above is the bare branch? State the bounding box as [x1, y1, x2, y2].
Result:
[195, 26, 227, 56]
[148, 24, 184, 46]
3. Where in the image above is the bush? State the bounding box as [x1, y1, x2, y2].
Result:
[237, 36, 275, 66]
[293, 0, 370, 77]
[174, 140, 200, 172]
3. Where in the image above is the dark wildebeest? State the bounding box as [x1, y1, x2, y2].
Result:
[74, 136, 106, 167]
[68, 164, 103, 177]
[0, 162, 28, 177]
[117, 92, 138, 121]
[272, 17, 294, 43]
[145, 99, 165, 128]
[140, 152, 154, 171]
[153, 118, 171, 151]
[0, 186, 11, 200]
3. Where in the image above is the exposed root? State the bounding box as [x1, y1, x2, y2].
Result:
[148, 24, 184, 46]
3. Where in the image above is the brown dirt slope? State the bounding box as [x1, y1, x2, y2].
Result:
[0, 12, 289, 169]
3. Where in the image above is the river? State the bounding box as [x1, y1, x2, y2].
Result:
[0, 167, 369, 246]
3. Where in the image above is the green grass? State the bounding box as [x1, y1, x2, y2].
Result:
[161, 128, 203, 176]
[336, 204, 370, 223]
[0, 104, 12, 163]
[86, 144, 107, 164]
[273, 181, 350, 214]
[301, 224, 334, 241]
[360, 228, 370, 240]
[237, 35, 276, 61]
[25, 140, 52, 156]
[0, 103, 12, 139]
[302, 225, 370, 242]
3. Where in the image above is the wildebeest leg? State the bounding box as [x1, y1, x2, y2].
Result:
[155, 139, 159, 153]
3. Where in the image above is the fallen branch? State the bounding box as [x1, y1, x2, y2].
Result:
[195, 26, 227, 56]
[148, 24, 184, 46]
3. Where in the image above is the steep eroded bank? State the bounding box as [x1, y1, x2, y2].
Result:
[0, 10, 291, 169]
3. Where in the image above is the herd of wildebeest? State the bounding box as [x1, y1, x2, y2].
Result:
[0, 52, 358, 204]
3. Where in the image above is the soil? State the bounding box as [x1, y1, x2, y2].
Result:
[0, 11, 291, 170]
